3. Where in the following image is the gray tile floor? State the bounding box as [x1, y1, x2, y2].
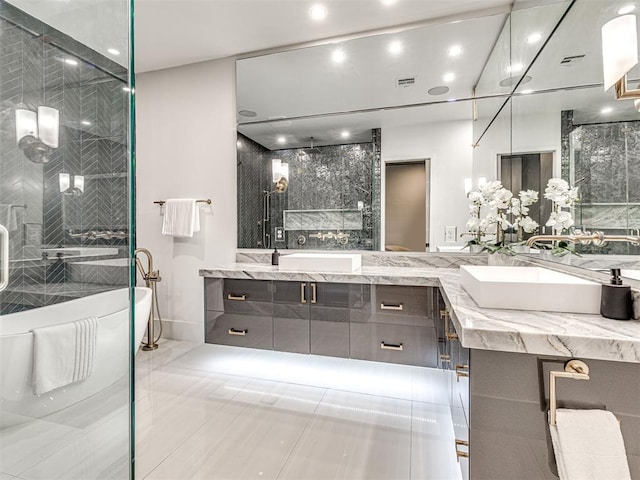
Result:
[136, 340, 465, 480]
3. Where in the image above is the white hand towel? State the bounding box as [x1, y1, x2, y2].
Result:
[31, 317, 98, 395]
[550, 409, 631, 480]
[161, 199, 201, 237]
[0, 204, 18, 231]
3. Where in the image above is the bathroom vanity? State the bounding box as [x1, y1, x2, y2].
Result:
[200, 257, 640, 480]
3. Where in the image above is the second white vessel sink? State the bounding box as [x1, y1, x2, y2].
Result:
[279, 253, 362, 272]
[459, 266, 602, 314]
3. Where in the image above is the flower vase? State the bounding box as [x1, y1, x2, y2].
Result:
[469, 244, 484, 253]
[511, 244, 530, 254]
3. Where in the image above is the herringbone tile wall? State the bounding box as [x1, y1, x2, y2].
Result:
[0, 11, 130, 315]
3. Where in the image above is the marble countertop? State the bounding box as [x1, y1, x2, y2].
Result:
[199, 263, 640, 363]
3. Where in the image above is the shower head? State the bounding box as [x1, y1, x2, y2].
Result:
[301, 137, 321, 155]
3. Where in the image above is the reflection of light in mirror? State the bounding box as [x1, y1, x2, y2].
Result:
[64, 58, 78, 66]
[618, 5, 636, 15]
[448, 45, 463, 57]
[506, 62, 524, 73]
[447, 98, 457, 102]
[341, 130, 350, 138]
[601, 106, 613, 114]
[520, 89, 533, 94]
[81, 120, 91, 126]
[309, 4, 327, 21]
[107, 48, 120, 56]
[277, 136, 286, 144]
[527, 32, 542, 44]
[442, 72, 455, 83]
[331, 48, 346, 64]
[388, 40, 403, 55]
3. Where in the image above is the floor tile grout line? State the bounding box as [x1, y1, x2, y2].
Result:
[274, 387, 330, 480]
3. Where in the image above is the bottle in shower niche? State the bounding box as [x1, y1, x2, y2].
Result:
[600, 269, 633, 320]
[271, 247, 280, 266]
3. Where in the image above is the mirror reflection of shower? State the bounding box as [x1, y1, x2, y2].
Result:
[15, 106, 59, 164]
[262, 158, 289, 248]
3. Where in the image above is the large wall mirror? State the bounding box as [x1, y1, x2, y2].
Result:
[236, 0, 639, 267]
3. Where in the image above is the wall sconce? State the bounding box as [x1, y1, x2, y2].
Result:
[602, 14, 640, 100]
[59, 173, 84, 196]
[15, 106, 60, 164]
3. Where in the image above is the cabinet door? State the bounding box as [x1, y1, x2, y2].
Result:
[205, 278, 272, 316]
[272, 281, 310, 354]
[309, 282, 353, 358]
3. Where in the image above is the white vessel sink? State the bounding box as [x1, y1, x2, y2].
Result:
[279, 253, 362, 272]
[459, 266, 602, 314]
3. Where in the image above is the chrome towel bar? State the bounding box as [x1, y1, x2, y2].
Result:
[154, 199, 211, 206]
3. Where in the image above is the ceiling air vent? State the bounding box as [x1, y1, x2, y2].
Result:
[396, 76, 416, 88]
[560, 54, 585, 66]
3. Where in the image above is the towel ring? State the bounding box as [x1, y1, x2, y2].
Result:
[549, 359, 590, 426]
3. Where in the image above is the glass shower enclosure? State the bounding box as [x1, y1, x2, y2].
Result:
[0, 0, 135, 478]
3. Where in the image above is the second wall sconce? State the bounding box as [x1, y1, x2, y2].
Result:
[602, 14, 640, 100]
[15, 106, 60, 164]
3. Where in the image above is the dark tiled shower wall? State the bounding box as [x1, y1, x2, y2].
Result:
[237, 133, 271, 248]
[237, 130, 382, 250]
[560, 111, 640, 255]
[0, 8, 129, 313]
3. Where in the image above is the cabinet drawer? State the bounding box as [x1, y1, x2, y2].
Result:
[205, 311, 273, 350]
[273, 317, 309, 354]
[206, 279, 272, 316]
[374, 285, 433, 318]
[349, 323, 437, 367]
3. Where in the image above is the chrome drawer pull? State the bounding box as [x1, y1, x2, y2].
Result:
[455, 439, 469, 461]
[228, 328, 248, 336]
[440, 354, 451, 363]
[380, 303, 403, 311]
[227, 294, 247, 301]
[311, 283, 317, 304]
[380, 341, 403, 351]
[301, 283, 307, 304]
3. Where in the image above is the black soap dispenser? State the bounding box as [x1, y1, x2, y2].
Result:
[600, 268, 633, 320]
[271, 247, 280, 266]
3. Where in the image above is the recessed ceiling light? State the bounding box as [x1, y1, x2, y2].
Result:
[442, 72, 456, 83]
[448, 45, 463, 57]
[331, 48, 346, 64]
[81, 120, 91, 126]
[341, 130, 350, 138]
[527, 33, 542, 44]
[309, 4, 327, 21]
[64, 58, 78, 66]
[388, 40, 403, 55]
[506, 62, 524, 73]
[520, 89, 533, 94]
[601, 107, 613, 114]
[277, 136, 286, 144]
[381, 0, 398, 5]
[618, 5, 636, 14]
[107, 48, 120, 56]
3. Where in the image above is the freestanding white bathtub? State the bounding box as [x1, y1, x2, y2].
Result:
[0, 287, 152, 428]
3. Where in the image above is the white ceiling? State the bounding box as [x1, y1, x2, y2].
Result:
[134, 0, 514, 73]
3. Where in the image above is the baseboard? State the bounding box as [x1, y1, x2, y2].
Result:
[151, 318, 204, 343]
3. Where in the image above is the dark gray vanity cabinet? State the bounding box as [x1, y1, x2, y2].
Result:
[272, 281, 368, 358]
[205, 279, 274, 349]
[349, 285, 439, 367]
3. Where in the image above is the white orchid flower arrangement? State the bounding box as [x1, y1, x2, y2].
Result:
[463, 181, 539, 253]
[538, 178, 580, 256]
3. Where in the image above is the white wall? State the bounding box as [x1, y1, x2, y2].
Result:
[136, 57, 237, 342]
[472, 109, 562, 183]
[382, 120, 473, 250]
